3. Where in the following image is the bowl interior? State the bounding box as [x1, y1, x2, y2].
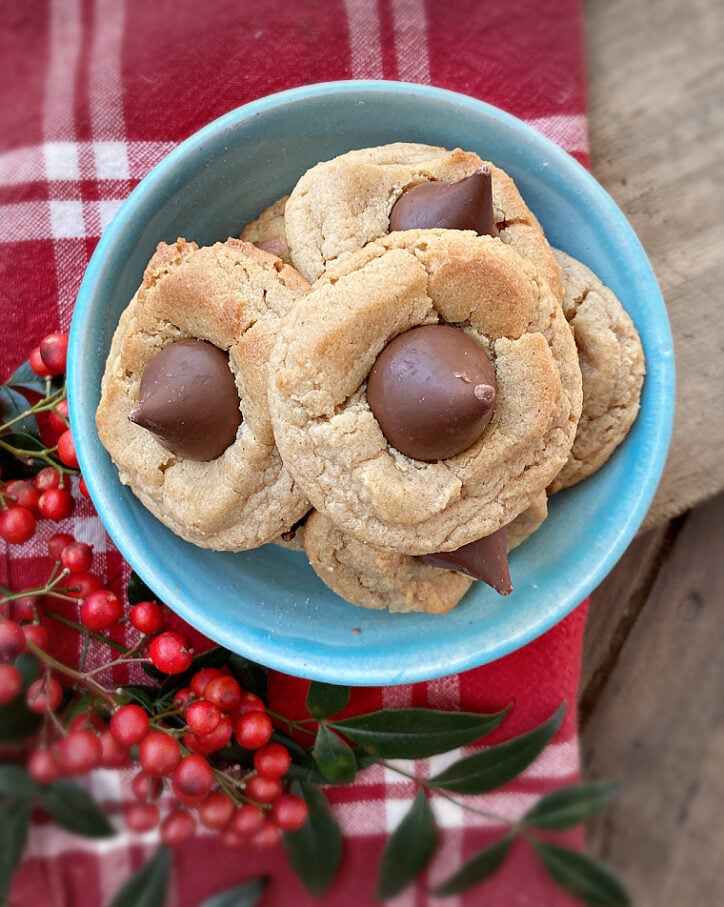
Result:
[68, 81, 674, 685]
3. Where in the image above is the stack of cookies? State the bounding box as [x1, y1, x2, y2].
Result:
[97, 143, 645, 615]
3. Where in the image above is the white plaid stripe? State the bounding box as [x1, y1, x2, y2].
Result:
[344, 0, 385, 79]
[44, 0, 83, 142]
[88, 0, 126, 140]
[528, 113, 589, 155]
[391, 0, 431, 83]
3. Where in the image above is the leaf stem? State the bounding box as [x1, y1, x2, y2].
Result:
[376, 757, 518, 828]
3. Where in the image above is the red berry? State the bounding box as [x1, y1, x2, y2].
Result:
[160, 810, 196, 847]
[56, 430, 79, 469]
[27, 748, 59, 784]
[110, 704, 150, 746]
[131, 770, 164, 802]
[23, 623, 49, 651]
[245, 774, 282, 804]
[129, 600, 164, 635]
[38, 487, 74, 521]
[36, 468, 62, 493]
[57, 571, 103, 600]
[190, 667, 222, 698]
[0, 507, 36, 544]
[194, 715, 232, 753]
[39, 332, 69, 376]
[124, 801, 160, 832]
[231, 803, 264, 838]
[99, 729, 130, 768]
[4, 480, 41, 515]
[272, 793, 309, 831]
[13, 593, 42, 622]
[48, 399, 70, 435]
[138, 730, 181, 777]
[48, 531, 74, 559]
[60, 541, 93, 574]
[220, 828, 245, 849]
[80, 590, 122, 631]
[148, 632, 193, 674]
[54, 729, 103, 775]
[204, 675, 241, 712]
[0, 620, 26, 662]
[0, 664, 22, 704]
[171, 754, 214, 805]
[26, 676, 63, 713]
[186, 700, 221, 736]
[173, 687, 192, 710]
[235, 710, 273, 750]
[251, 820, 281, 849]
[231, 691, 266, 718]
[68, 712, 106, 733]
[29, 346, 52, 377]
[198, 792, 235, 830]
[78, 476, 90, 498]
[253, 742, 292, 779]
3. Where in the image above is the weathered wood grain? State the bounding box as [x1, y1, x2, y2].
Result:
[579, 519, 681, 724]
[580, 492, 724, 906]
[584, 0, 724, 530]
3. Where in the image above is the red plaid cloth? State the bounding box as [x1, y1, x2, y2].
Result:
[1, 1, 591, 904]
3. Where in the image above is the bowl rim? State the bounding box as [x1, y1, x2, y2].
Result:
[69, 80, 675, 684]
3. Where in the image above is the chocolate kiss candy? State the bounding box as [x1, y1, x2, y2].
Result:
[128, 339, 242, 461]
[389, 166, 499, 237]
[421, 526, 512, 595]
[366, 324, 496, 461]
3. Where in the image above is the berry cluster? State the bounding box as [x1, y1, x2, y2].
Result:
[0, 331, 84, 547]
[2, 548, 307, 847]
[1, 331, 307, 852]
[1, 530, 307, 849]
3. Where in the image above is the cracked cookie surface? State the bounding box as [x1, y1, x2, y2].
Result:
[96, 238, 311, 550]
[268, 229, 582, 554]
[245, 143, 562, 299]
[550, 249, 646, 491]
[303, 491, 548, 613]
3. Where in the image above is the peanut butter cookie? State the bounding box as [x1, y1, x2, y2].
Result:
[550, 249, 645, 491]
[268, 229, 582, 554]
[96, 238, 311, 550]
[281, 142, 563, 298]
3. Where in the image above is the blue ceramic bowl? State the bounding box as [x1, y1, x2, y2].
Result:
[68, 81, 674, 686]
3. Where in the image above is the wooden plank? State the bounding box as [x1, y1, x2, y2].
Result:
[579, 520, 679, 723]
[580, 492, 724, 905]
[584, 0, 724, 529]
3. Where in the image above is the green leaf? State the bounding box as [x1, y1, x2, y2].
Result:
[432, 835, 514, 897]
[283, 781, 343, 896]
[522, 781, 621, 830]
[312, 723, 358, 783]
[199, 877, 267, 907]
[0, 386, 40, 438]
[0, 763, 37, 798]
[126, 571, 160, 605]
[0, 654, 42, 744]
[428, 704, 565, 794]
[39, 780, 116, 838]
[305, 680, 350, 719]
[376, 790, 437, 900]
[0, 797, 32, 902]
[0, 431, 49, 468]
[530, 840, 631, 906]
[329, 706, 509, 759]
[6, 360, 62, 396]
[225, 653, 268, 700]
[119, 685, 157, 712]
[107, 845, 171, 907]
